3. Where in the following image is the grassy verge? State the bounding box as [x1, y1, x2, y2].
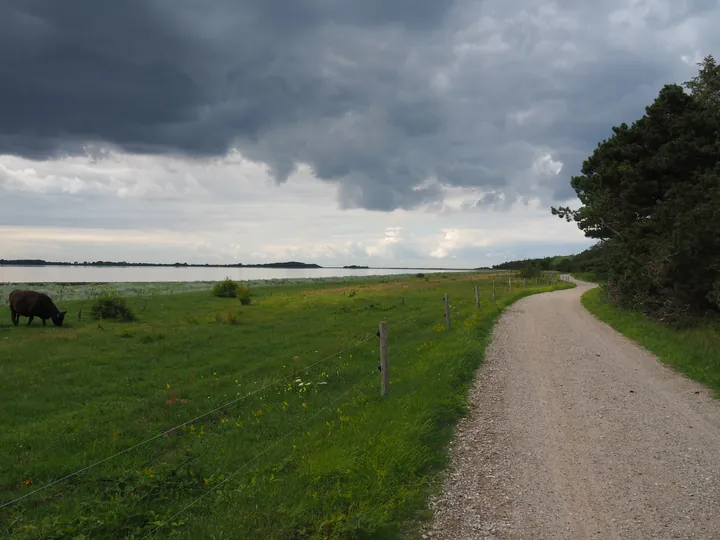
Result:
[1, 274, 572, 539]
[582, 288, 720, 398]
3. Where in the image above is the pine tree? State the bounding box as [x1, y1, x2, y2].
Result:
[552, 56, 720, 318]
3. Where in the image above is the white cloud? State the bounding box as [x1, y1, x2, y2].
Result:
[533, 154, 564, 177]
[0, 148, 592, 267]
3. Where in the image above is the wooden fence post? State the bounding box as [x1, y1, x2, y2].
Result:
[508, 276, 512, 292]
[474, 285, 480, 308]
[379, 322, 389, 397]
[523, 278, 526, 288]
[444, 294, 451, 331]
[492, 279, 496, 300]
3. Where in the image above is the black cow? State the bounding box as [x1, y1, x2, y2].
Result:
[9, 290, 67, 327]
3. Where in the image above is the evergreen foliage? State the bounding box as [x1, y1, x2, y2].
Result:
[551, 55, 720, 320]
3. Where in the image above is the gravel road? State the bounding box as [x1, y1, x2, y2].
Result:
[427, 278, 720, 539]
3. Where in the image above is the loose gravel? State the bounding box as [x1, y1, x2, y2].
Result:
[427, 279, 720, 539]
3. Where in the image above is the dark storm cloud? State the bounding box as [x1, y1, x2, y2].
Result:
[1, 0, 719, 210]
[0, 0, 454, 157]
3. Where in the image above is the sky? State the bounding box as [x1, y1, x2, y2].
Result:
[1, 0, 718, 268]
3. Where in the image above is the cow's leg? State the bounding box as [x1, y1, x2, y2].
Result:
[10, 309, 16, 326]
[27, 315, 34, 326]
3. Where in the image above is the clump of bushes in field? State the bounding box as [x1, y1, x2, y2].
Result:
[211, 277, 239, 297]
[211, 278, 252, 304]
[90, 292, 136, 321]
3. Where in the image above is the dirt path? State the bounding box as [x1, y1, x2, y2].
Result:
[427, 278, 720, 539]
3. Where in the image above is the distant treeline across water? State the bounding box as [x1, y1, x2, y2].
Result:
[0, 259, 322, 269]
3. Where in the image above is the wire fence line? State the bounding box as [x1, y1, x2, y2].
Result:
[0, 306, 440, 510]
[108, 312, 451, 520]
[2, 277, 566, 530]
[140, 368, 380, 539]
[139, 311, 481, 536]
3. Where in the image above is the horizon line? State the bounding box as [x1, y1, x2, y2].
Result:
[0, 258, 482, 271]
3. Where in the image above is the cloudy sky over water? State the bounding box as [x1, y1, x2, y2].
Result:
[1, 1, 718, 267]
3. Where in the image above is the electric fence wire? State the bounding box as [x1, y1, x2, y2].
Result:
[0, 305, 439, 509]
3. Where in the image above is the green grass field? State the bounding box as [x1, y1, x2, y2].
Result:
[1, 273, 572, 539]
[582, 288, 720, 398]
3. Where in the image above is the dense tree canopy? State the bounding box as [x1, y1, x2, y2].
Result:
[493, 243, 608, 277]
[552, 56, 720, 319]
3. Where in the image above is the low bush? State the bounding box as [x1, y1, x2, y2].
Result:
[90, 293, 136, 321]
[211, 278, 239, 298]
[236, 285, 251, 305]
[210, 278, 251, 304]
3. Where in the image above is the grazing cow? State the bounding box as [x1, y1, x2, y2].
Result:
[8, 290, 67, 327]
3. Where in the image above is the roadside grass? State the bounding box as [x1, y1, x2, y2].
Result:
[582, 288, 720, 398]
[1, 273, 572, 539]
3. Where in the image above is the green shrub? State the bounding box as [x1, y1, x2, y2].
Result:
[211, 277, 239, 298]
[236, 285, 251, 305]
[210, 278, 252, 304]
[90, 293, 136, 321]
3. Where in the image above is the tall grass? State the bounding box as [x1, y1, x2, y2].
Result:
[0, 274, 572, 539]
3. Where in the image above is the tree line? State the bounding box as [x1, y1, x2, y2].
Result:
[550, 55, 720, 320]
[492, 243, 607, 278]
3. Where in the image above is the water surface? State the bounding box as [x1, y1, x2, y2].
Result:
[0, 265, 462, 284]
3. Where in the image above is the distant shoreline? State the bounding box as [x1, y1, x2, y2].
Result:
[0, 259, 322, 269]
[0, 259, 480, 271]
